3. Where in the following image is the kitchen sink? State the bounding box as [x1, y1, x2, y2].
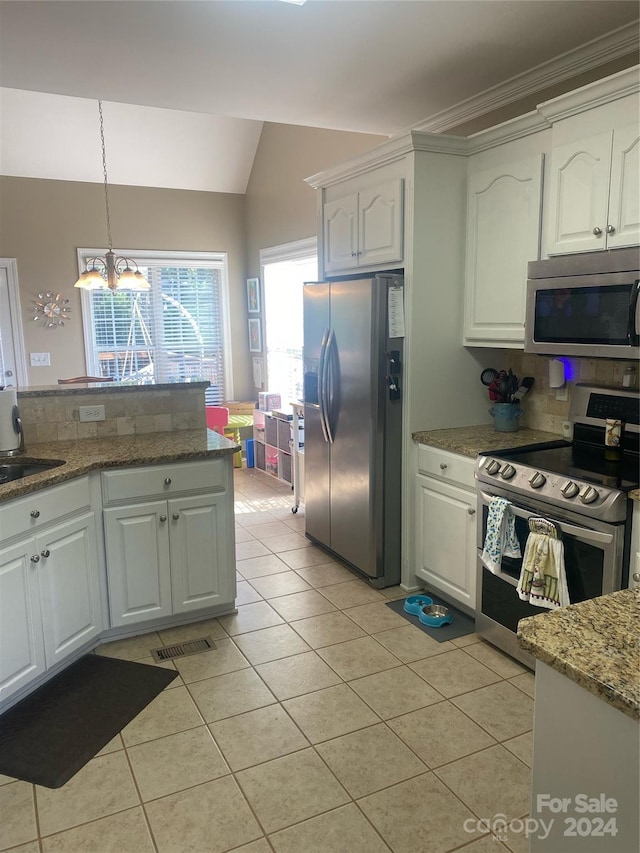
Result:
[0, 460, 65, 484]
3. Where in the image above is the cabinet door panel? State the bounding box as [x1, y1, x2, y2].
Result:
[0, 540, 45, 702]
[546, 132, 612, 254]
[38, 513, 102, 667]
[358, 179, 404, 267]
[324, 195, 358, 272]
[464, 156, 543, 346]
[169, 494, 234, 614]
[607, 122, 640, 249]
[104, 502, 172, 627]
[415, 474, 476, 609]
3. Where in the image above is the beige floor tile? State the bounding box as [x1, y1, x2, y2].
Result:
[235, 748, 349, 834]
[449, 631, 483, 647]
[349, 665, 444, 719]
[248, 521, 295, 540]
[499, 818, 532, 853]
[95, 733, 123, 757]
[317, 636, 401, 680]
[255, 651, 342, 700]
[235, 553, 290, 580]
[463, 641, 528, 678]
[40, 807, 154, 853]
[374, 625, 455, 662]
[282, 683, 380, 743]
[343, 601, 411, 634]
[451, 681, 534, 741]
[94, 632, 162, 661]
[210, 704, 308, 770]
[235, 510, 281, 528]
[36, 752, 139, 837]
[278, 546, 337, 570]
[145, 776, 262, 853]
[358, 772, 483, 853]
[294, 561, 360, 587]
[283, 515, 306, 533]
[289, 611, 367, 648]
[219, 601, 284, 635]
[158, 616, 227, 646]
[120, 685, 203, 746]
[127, 655, 180, 690]
[318, 580, 386, 608]
[4, 842, 40, 853]
[263, 532, 310, 552]
[0, 781, 37, 850]
[502, 731, 533, 767]
[173, 638, 250, 683]
[456, 837, 509, 853]
[509, 671, 536, 698]
[269, 589, 337, 621]
[435, 744, 531, 821]
[409, 648, 502, 698]
[188, 668, 276, 722]
[0, 773, 15, 786]
[269, 803, 391, 853]
[379, 585, 411, 600]
[248, 571, 312, 599]
[235, 539, 272, 560]
[235, 525, 256, 543]
[388, 701, 496, 767]
[232, 841, 272, 853]
[316, 723, 428, 798]
[236, 579, 264, 605]
[127, 726, 229, 801]
[233, 623, 311, 664]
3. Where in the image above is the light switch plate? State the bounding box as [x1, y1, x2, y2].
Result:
[30, 352, 51, 367]
[79, 405, 105, 422]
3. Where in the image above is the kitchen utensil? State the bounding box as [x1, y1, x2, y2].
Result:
[480, 368, 498, 386]
[0, 388, 25, 456]
[512, 376, 534, 402]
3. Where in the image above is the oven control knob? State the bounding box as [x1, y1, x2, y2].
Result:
[485, 460, 501, 475]
[579, 485, 600, 505]
[561, 480, 580, 499]
[500, 464, 516, 480]
[529, 472, 546, 489]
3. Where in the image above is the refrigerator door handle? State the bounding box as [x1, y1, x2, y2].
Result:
[324, 329, 337, 445]
[318, 328, 330, 444]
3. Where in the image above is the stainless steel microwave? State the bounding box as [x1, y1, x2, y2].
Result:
[525, 248, 640, 359]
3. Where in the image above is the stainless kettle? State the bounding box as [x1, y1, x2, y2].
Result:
[0, 388, 25, 455]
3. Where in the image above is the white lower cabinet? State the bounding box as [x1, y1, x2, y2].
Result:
[414, 447, 477, 611]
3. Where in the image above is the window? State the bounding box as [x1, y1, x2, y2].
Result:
[79, 250, 232, 404]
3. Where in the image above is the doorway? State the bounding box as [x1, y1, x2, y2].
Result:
[0, 260, 28, 388]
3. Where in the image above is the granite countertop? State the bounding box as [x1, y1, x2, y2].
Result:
[518, 588, 640, 720]
[0, 429, 238, 502]
[412, 424, 562, 458]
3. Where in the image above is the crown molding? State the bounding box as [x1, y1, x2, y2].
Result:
[393, 21, 639, 136]
[537, 64, 639, 123]
[466, 110, 551, 155]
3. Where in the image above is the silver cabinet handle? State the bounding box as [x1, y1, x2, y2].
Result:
[351, 251, 357, 257]
[633, 572, 640, 582]
[592, 226, 602, 236]
[467, 508, 476, 515]
[172, 513, 180, 521]
[606, 224, 615, 234]
[159, 514, 167, 523]
[30, 554, 40, 563]
[30, 509, 40, 519]
[40, 549, 50, 558]
[439, 463, 448, 470]
[164, 478, 172, 486]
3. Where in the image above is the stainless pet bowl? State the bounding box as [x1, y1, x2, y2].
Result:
[419, 604, 453, 627]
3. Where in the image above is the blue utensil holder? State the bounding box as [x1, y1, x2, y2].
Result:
[489, 403, 523, 432]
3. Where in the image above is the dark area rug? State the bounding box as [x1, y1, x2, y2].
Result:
[0, 654, 177, 788]
[386, 593, 475, 642]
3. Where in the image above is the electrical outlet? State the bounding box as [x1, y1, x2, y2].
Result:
[556, 387, 569, 402]
[79, 405, 105, 422]
[30, 352, 51, 367]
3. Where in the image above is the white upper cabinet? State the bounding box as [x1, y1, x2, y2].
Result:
[546, 122, 640, 254]
[323, 179, 403, 274]
[464, 155, 543, 347]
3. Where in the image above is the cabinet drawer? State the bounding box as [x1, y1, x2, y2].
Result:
[0, 476, 91, 540]
[101, 459, 227, 504]
[417, 445, 476, 489]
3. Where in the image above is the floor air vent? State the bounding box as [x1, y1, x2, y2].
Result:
[151, 637, 216, 662]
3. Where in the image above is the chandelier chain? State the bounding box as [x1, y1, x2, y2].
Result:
[98, 100, 113, 251]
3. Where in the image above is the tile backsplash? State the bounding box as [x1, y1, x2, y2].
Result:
[496, 353, 638, 435]
[18, 387, 206, 445]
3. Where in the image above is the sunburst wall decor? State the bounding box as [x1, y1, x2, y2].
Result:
[31, 292, 71, 328]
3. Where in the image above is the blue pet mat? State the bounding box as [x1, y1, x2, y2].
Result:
[385, 593, 475, 642]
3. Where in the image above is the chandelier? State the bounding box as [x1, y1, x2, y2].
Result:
[74, 101, 150, 292]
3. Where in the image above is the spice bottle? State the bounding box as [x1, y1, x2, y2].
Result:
[622, 365, 637, 388]
[604, 418, 624, 461]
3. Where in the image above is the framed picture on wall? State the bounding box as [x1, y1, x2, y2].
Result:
[248, 318, 262, 352]
[247, 278, 260, 313]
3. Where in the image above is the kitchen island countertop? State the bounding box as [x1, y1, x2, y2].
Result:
[0, 428, 238, 502]
[412, 424, 561, 458]
[518, 588, 640, 720]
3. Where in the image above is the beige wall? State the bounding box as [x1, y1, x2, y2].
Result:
[244, 122, 385, 274]
[0, 177, 251, 396]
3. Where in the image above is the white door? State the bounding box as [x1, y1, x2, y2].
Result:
[324, 193, 358, 272]
[358, 179, 404, 268]
[103, 501, 172, 626]
[607, 122, 640, 249]
[0, 538, 46, 702]
[0, 262, 27, 388]
[169, 493, 235, 614]
[37, 513, 103, 667]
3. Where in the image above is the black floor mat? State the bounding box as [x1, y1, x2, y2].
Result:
[0, 654, 177, 788]
[385, 594, 475, 642]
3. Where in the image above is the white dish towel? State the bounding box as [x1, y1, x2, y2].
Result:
[481, 496, 521, 573]
[517, 529, 570, 610]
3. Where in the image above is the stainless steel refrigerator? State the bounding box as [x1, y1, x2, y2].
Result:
[303, 274, 403, 587]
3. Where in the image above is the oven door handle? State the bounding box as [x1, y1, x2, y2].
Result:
[478, 491, 614, 546]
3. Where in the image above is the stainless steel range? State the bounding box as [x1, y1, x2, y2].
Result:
[475, 384, 639, 669]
